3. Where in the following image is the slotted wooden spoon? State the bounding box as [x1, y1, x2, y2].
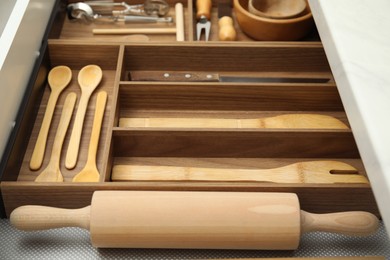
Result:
[30, 66, 72, 170]
[72, 91, 107, 182]
[112, 161, 369, 184]
[66, 65, 102, 169]
[119, 114, 349, 129]
[35, 93, 77, 182]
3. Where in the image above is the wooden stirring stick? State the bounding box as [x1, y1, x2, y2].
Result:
[111, 161, 369, 184]
[35, 93, 77, 182]
[119, 114, 349, 129]
[30, 66, 72, 170]
[73, 91, 107, 182]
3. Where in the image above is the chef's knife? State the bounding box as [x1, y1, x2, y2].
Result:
[129, 71, 330, 83]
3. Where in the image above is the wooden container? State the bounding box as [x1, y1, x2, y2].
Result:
[0, 0, 379, 219]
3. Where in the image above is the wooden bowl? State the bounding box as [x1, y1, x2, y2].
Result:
[234, 0, 314, 41]
[248, 0, 307, 19]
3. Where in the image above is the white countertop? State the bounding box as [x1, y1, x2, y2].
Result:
[0, 0, 55, 161]
[309, 0, 390, 236]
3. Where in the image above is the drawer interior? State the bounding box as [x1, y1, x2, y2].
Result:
[52, 0, 319, 42]
[0, 41, 379, 217]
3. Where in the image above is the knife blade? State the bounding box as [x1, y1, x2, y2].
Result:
[129, 71, 330, 83]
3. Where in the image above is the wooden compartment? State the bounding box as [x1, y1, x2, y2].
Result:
[0, 1, 379, 219]
[54, 0, 192, 42]
[51, 0, 318, 43]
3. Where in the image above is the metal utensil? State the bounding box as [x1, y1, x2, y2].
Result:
[129, 71, 330, 83]
[85, 0, 170, 17]
[67, 2, 172, 23]
[196, 0, 212, 41]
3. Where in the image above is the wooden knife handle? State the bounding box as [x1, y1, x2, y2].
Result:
[197, 0, 212, 20]
[10, 205, 91, 231]
[300, 210, 379, 236]
[219, 16, 236, 41]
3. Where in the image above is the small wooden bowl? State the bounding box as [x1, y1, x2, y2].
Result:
[234, 0, 314, 41]
[248, 0, 307, 19]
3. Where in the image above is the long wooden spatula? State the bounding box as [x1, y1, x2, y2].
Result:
[111, 161, 368, 184]
[119, 114, 349, 129]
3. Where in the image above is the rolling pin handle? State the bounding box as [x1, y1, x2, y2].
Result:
[10, 205, 91, 231]
[300, 210, 379, 236]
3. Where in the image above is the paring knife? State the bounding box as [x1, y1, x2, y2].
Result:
[129, 71, 330, 83]
[218, 0, 236, 41]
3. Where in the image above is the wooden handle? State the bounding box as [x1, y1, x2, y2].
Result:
[112, 165, 287, 182]
[300, 210, 379, 236]
[196, 0, 212, 19]
[218, 16, 236, 41]
[34, 93, 77, 182]
[86, 91, 107, 167]
[65, 92, 91, 169]
[175, 3, 185, 41]
[51, 93, 77, 166]
[29, 90, 61, 170]
[10, 205, 90, 231]
[119, 114, 349, 129]
[111, 161, 368, 184]
[92, 28, 177, 35]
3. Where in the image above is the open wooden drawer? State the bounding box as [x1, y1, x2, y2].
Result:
[0, 0, 379, 218]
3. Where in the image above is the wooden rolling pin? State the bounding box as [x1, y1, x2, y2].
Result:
[119, 114, 349, 129]
[10, 191, 378, 250]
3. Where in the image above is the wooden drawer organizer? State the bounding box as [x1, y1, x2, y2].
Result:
[0, 0, 379, 217]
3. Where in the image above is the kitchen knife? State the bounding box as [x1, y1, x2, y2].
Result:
[129, 71, 330, 83]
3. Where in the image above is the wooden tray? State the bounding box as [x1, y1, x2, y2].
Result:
[0, 0, 379, 218]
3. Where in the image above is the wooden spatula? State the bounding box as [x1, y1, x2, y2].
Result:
[66, 65, 102, 169]
[30, 66, 72, 170]
[72, 91, 107, 182]
[119, 114, 349, 129]
[35, 93, 77, 182]
[111, 161, 369, 184]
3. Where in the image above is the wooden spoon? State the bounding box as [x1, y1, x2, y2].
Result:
[112, 161, 369, 184]
[248, 0, 307, 19]
[72, 91, 107, 182]
[30, 66, 72, 170]
[35, 93, 77, 182]
[119, 114, 349, 129]
[66, 65, 102, 170]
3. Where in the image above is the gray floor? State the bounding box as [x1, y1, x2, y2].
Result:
[1, 219, 389, 259]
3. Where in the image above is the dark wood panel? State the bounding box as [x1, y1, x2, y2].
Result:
[118, 83, 344, 111]
[123, 43, 331, 72]
[48, 42, 120, 70]
[112, 129, 358, 158]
